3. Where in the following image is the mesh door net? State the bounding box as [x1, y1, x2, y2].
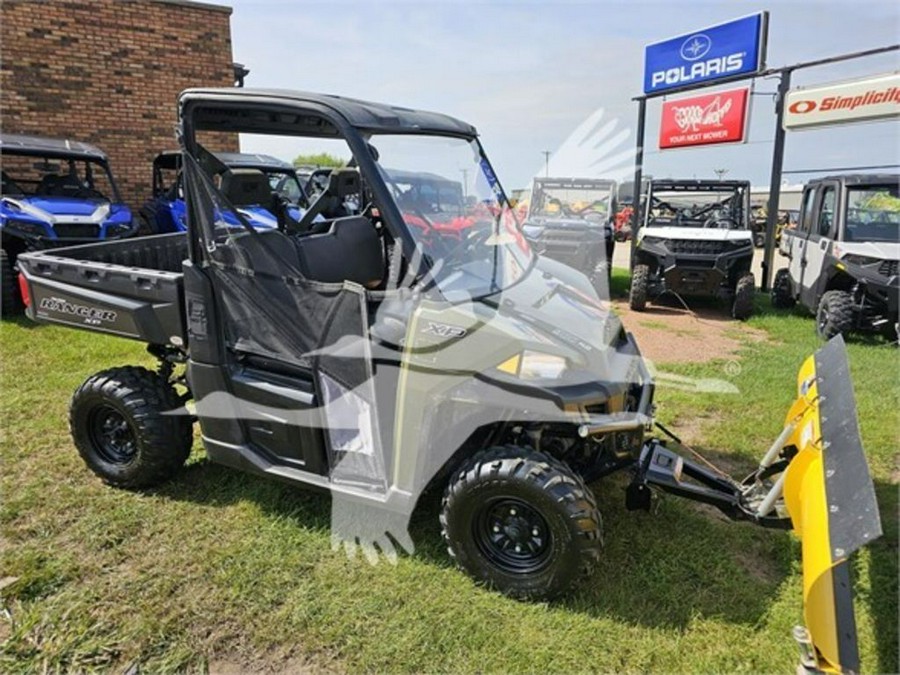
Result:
[182, 149, 386, 490]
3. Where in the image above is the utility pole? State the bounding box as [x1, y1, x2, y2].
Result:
[542, 150, 551, 178]
[459, 168, 469, 199]
[761, 69, 791, 292]
[714, 168, 729, 181]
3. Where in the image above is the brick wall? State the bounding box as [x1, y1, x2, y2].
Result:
[1, 0, 238, 211]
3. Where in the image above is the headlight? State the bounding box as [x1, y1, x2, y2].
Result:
[496, 350, 568, 380]
[641, 235, 664, 246]
[841, 254, 880, 267]
[4, 219, 48, 237]
[727, 238, 752, 248]
[522, 224, 543, 240]
[106, 221, 135, 236]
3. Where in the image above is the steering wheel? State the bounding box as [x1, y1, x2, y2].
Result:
[704, 216, 738, 230]
[436, 221, 493, 261]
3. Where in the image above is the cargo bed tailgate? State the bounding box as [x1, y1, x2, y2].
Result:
[17, 235, 186, 346]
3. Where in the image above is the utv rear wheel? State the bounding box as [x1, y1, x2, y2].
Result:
[441, 446, 602, 600]
[732, 273, 755, 320]
[816, 290, 856, 340]
[70, 366, 192, 489]
[629, 264, 649, 311]
[771, 268, 796, 309]
[1, 248, 22, 317]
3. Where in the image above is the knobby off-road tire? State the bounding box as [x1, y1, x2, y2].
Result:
[732, 273, 756, 320]
[816, 290, 856, 340]
[770, 268, 796, 309]
[441, 446, 603, 601]
[70, 366, 192, 489]
[1, 248, 22, 317]
[629, 264, 650, 311]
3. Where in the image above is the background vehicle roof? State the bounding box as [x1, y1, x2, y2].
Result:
[153, 150, 294, 172]
[179, 88, 477, 137]
[813, 174, 900, 186]
[651, 179, 750, 190]
[0, 133, 108, 161]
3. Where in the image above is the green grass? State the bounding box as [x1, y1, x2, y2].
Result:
[1, 272, 897, 673]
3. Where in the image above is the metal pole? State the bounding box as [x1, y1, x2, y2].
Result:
[542, 150, 551, 177]
[761, 69, 791, 292]
[630, 98, 647, 271]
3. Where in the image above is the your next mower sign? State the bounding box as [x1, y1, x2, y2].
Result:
[643, 13, 767, 95]
[659, 87, 750, 148]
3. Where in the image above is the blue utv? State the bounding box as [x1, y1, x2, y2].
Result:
[139, 150, 310, 234]
[1, 133, 135, 315]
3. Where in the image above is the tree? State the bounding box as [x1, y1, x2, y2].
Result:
[293, 152, 345, 169]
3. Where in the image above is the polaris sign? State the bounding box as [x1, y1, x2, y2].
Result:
[643, 13, 767, 95]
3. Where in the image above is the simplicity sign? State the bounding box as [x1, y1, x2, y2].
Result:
[643, 13, 768, 95]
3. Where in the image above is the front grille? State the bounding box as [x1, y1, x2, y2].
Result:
[53, 223, 100, 239]
[538, 225, 587, 252]
[666, 239, 727, 255]
[879, 259, 898, 277]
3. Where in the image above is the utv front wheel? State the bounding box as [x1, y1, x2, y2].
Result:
[816, 290, 856, 340]
[771, 268, 796, 309]
[441, 446, 602, 600]
[629, 264, 650, 311]
[70, 366, 192, 488]
[732, 273, 755, 320]
[1, 248, 22, 317]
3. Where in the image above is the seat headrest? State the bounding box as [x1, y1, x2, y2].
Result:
[327, 168, 360, 198]
[220, 169, 272, 207]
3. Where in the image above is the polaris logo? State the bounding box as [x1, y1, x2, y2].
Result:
[680, 34, 711, 61]
[39, 296, 117, 324]
[651, 53, 744, 89]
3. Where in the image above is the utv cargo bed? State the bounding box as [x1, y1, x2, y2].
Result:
[17, 233, 187, 346]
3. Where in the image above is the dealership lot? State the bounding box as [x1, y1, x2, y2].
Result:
[1, 2, 898, 674]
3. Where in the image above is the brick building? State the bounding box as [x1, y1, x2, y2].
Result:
[1, 0, 239, 210]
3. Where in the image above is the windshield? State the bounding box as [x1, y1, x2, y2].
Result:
[530, 181, 613, 221]
[1, 154, 118, 203]
[371, 134, 532, 299]
[844, 184, 900, 242]
[646, 187, 746, 229]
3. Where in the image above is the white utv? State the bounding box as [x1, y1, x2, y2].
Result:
[773, 175, 899, 341]
[629, 179, 755, 319]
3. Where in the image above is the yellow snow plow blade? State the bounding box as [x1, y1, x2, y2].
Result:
[780, 336, 882, 674]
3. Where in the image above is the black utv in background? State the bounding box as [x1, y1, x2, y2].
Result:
[522, 177, 616, 288]
[629, 179, 756, 319]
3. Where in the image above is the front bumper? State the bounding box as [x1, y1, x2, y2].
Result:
[639, 242, 753, 294]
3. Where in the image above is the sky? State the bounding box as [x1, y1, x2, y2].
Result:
[227, 0, 900, 191]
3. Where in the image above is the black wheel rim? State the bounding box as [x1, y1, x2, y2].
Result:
[473, 497, 553, 573]
[88, 404, 138, 464]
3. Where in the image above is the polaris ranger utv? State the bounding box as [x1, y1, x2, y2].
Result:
[1, 134, 135, 315]
[629, 179, 756, 319]
[17, 89, 880, 673]
[139, 150, 310, 234]
[521, 177, 616, 289]
[773, 175, 899, 341]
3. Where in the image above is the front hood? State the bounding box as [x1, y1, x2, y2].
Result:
[836, 240, 900, 261]
[235, 205, 280, 229]
[485, 262, 622, 358]
[640, 225, 752, 242]
[2, 196, 111, 221]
